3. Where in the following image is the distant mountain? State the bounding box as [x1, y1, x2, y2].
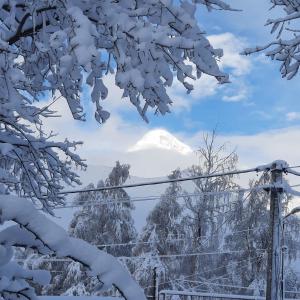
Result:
[128, 129, 193, 155]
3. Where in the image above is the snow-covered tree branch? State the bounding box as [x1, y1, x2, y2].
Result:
[243, 0, 300, 79]
[0, 195, 146, 300]
[0, 101, 86, 210]
[0, 52, 86, 210]
[0, 0, 232, 124]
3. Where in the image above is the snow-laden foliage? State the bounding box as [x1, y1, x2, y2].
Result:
[182, 131, 238, 278]
[0, 71, 85, 211]
[133, 170, 188, 295]
[132, 231, 168, 298]
[223, 174, 271, 295]
[0, 244, 50, 300]
[0, 195, 146, 300]
[70, 162, 136, 256]
[44, 162, 137, 296]
[0, 0, 232, 124]
[243, 0, 300, 79]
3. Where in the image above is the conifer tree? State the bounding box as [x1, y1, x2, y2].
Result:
[133, 170, 189, 294]
[43, 161, 137, 296]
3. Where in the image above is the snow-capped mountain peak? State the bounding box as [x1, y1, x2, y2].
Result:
[128, 129, 193, 155]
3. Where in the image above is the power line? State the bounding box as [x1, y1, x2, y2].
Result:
[138, 249, 266, 259]
[54, 180, 300, 210]
[286, 165, 300, 170]
[144, 253, 265, 290]
[16, 229, 258, 264]
[54, 190, 240, 209]
[58, 170, 299, 211]
[176, 255, 265, 290]
[287, 169, 300, 177]
[92, 228, 257, 248]
[53, 186, 263, 210]
[56, 167, 261, 196]
[15, 249, 266, 263]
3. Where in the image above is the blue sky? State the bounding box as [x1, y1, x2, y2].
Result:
[137, 1, 300, 136]
[74, 0, 300, 139]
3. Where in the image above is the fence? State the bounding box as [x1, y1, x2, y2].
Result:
[159, 290, 298, 300]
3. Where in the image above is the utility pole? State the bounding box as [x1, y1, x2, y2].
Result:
[266, 162, 283, 300]
[153, 267, 158, 300]
[281, 222, 287, 300]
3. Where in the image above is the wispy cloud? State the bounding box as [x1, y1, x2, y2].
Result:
[286, 112, 300, 122]
[209, 33, 251, 76]
[250, 110, 273, 120]
[222, 82, 249, 102]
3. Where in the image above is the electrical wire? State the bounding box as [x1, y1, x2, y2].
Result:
[56, 167, 261, 196]
[286, 165, 300, 170]
[53, 186, 264, 210]
[15, 249, 266, 263]
[51, 179, 300, 212]
[93, 228, 257, 248]
[143, 253, 265, 290]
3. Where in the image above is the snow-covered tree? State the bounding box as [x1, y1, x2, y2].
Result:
[44, 161, 137, 295]
[0, 77, 85, 211]
[223, 174, 271, 295]
[182, 131, 239, 278]
[0, 1, 238, 299]
[0, 0, 233, 126]
[243, 0, 300, 79]
[133, 170, 188, 295]
[132, 231, 167, 300]
[70, 161, 137, 257]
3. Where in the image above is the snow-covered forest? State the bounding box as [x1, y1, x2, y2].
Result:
[13, 136, 300, 299]
[1, 0, 300, 299]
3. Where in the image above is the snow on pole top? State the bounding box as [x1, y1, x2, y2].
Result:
[255, 160, 289, 172]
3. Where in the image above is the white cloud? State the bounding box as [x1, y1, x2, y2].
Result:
[251, 110, 273, 120]
[286, 112, 300, 122]
[208, 33, 251, 76]
[225, 128, 300, 169]
[168, 74, 218, 113]
[186, 127, 300, 169]
[222, 81, 249, 102]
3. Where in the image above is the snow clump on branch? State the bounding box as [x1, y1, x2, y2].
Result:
[242, 0, 300, 79]
[1, 0, 232, 123]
